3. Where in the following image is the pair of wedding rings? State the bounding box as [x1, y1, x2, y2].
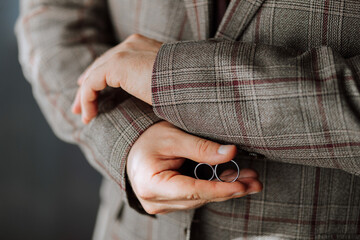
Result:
[194, 160, 240, 183]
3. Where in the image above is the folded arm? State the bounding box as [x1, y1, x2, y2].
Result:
[152, 39, 360, 175]
[16, 2, 259, 216]
[16, 0, 161, 191]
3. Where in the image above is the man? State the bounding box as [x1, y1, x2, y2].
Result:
[16, 0, 360, 239]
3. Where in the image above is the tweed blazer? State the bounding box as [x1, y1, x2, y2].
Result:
[16, 0, 360, 239]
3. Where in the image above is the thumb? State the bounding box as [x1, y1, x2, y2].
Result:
[176, 131, 237, 165]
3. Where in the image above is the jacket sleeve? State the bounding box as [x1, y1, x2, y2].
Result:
[16, 0, 161, 192]
[152, 39, 360, 176]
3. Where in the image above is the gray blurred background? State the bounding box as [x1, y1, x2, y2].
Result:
[0, 1, 102, 239]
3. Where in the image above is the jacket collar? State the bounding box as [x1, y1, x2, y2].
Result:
[183, 0, 265, 41]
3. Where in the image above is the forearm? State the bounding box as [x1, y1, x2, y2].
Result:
[152, 39, 360, 175]
[16, 0, 162, 189]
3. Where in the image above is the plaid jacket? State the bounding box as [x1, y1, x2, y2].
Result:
[16, 0, 360, 239]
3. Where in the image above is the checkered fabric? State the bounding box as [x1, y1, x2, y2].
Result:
[16, 0, 360, 239]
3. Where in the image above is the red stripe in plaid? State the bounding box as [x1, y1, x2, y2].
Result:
[74, 130, 124, 189]
[116, 104, 146, 190]
[23, 6, 49, 65]
[243, 192, 252, 238]
[22, 1, 132, 191]
[151, 75, 354, 92]
[248, 142, 360, 150]
[193, 0, 201, 40]
[39, 71, 125, 189]
[310, 168, 321, 239]
[205, 206, 359, 225]
[230, 42, 253, 237]
[312, 49, 340, 169]
[118, 105, 145, 137]
[255, 8, 262, 43]
[24, 9, 123, 189]
[231, 42, 250, 146]
[218, 0, 241, 36]
[23, 6, 48, 23]
[177, 12, 188, 40]
[151, 57, 166, 119]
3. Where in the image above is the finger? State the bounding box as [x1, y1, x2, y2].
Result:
[237, 177, 263, 194]
[78, 63, 98, 86]
[174, 131, 237, 165]
[208, 177, 262, 203]
[80, 67, 108, 124]
[77, 72, 86, 86]
[138, 167, 261, 201]
[217, 168, 259, 182]
[77, 45, 121, 86]
[80, 86, 98, 124]
[124, 34, 162, 51]
[71, 87, 82, 114]
[238, 168, 258, 179]
[147, 171, 247, 201]
[218, 169, 238, 182]
[78, 64, 95, 86]
[138, 198, 205, 215]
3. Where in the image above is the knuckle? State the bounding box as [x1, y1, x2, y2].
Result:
[105, 70, 121, 88]
[186, 193, 201, 200]
[161, 134, 177, 154]
[93, 57, 102, 66]
[154, 126, 179, 152]
[237, 184, 246, 194]
[193, 200, 207, 207]
[82, 78, 91, 90]
[104, 72, 115, 87]
[122, 42, 135, 50]
[195, 139, 212, 157]
[114, 51, 129, 59]
[136, 186, 154, 201]
[143, 205, 162, 215]
[141, 204, 153, 214]
[129, 33, 143, 40]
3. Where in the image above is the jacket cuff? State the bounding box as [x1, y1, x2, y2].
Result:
[151, 39, 229, 130]
[80, 96, 162, 193]
[151, 42, 175, 121]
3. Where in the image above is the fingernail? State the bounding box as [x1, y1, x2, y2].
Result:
[249, 191, 259, 195]
[218, 145, 233, 155]
[231, 192, 244, 197]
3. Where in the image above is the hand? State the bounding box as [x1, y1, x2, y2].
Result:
[127, 121, 262, 214]
[72, 34, 162, 124]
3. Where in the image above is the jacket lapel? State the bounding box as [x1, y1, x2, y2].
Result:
[183, 0, 213, 40]
[183, 0, 265, 41]
[215, 0, 265, 40]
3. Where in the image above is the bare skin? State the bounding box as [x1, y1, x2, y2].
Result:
[126, 121, 262, 214]
[71, 34, 263, 214]
[72, 33, 159, 123]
